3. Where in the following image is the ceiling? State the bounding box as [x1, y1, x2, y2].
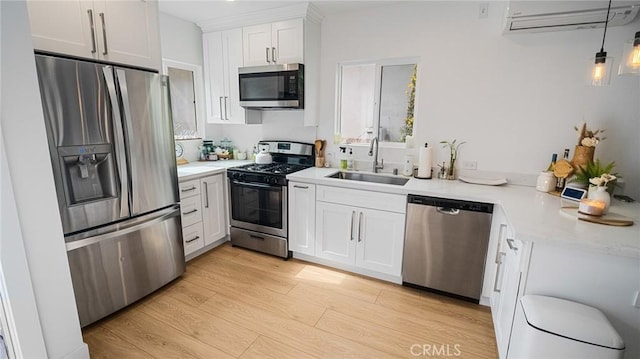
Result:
[157, 0, 401, 25]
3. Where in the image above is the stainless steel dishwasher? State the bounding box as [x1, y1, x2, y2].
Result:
[403, 195, 493, 303]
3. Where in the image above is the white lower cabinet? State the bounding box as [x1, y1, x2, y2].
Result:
[314, 186, 406, 279]
[201, 174, 226, 246]
[179, 173, 227, 259]
[491, 234, 531, 359]
[288, 182, 316, 256]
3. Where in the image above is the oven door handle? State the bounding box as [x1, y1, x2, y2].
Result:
[230, 180, 282, 189]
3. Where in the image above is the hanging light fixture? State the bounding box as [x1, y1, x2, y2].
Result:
[618, 31, 640, 75]
[588, 0, 613, 86]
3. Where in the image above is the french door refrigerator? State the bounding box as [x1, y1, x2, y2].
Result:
[34, 54, 185, 327]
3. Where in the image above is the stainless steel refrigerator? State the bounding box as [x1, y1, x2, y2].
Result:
[34, 54, 185, 327]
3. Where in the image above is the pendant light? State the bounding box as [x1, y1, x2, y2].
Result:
[588, 0, 613, 86]
[618, 31, 640, 75]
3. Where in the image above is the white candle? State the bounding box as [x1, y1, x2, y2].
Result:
[578, 198, 605, 216]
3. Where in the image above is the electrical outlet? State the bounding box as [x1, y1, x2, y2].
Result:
[462, 160, 478, 170]
[479, 3, 489, 19]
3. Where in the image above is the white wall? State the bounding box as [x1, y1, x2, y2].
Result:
[0, 1, 88, 358]
[317, 1, 640, 198]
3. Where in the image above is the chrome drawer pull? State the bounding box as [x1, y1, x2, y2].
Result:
[186, 235, 200, 243]
[181, 186, 196, 192]
[506, 238, 518, 251]
[183, 209, 198, 215]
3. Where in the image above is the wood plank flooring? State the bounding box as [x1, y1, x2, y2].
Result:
[82, 243, 498, 358]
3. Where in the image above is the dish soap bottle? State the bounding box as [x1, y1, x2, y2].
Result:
[339, 146, 347, 170]
[346, 147, 354, 170]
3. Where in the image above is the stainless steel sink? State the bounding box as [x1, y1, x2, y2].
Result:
[326, 171, 409, 186]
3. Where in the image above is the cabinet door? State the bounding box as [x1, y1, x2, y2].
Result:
[222, 29, 246, 124]
[271, 19, 304, 64]
[289, 182, 316, 256]
[242, 23, 272, 66]
[494, 237, 522, 359]
[93, 0, 161, 70]
[355, 208, 405, 276]
[27, 0, 98, 60]
[203, 32, 225, 123]
[315, 202, 356, 265]
[201, 174, 226, 246]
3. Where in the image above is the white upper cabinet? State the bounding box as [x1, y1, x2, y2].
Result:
[28, 0, 161, 70]
[242, 18, 303, 66]
[203, 29, 260, 124]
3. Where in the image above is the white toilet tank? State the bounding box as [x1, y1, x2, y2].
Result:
[509, 295, 625, 359]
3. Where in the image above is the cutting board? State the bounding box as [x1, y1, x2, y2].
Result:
[559, 207, 634, 226]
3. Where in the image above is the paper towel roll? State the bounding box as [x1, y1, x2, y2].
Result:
[417, 144, 432, 178]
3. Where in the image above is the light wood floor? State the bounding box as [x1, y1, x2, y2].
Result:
[82, 243, 498, 358]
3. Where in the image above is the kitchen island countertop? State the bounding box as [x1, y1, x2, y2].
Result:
[287, 167, 640, 259]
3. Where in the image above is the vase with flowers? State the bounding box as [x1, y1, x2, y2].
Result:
[440, 139, 465, 180]
[572, 122, 605, 172]
[588, 173, 616, 213]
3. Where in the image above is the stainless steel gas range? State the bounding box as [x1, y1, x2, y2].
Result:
[226, 141, 314, 258]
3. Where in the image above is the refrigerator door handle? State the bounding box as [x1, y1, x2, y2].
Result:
[102, 66, 129, 218]
[115, 69, 138, 212]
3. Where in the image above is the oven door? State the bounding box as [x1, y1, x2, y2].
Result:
[228, 180, 287, 238]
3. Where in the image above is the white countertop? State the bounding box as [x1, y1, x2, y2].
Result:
[176, 160, 252, 181]
[288, 167, 640, 259]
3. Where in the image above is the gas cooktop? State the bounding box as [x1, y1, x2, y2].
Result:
[229, 163, 309, 175]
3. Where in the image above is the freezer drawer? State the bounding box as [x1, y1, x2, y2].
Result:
[66, 207, 185, 327]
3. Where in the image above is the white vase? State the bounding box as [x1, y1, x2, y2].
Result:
[589, 186, 611, 214]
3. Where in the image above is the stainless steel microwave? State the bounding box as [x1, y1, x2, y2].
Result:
[238, 63, 304, 109]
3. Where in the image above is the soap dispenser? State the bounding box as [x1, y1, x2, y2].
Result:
[347, 147, 354, 170]
[339, 146, 347, 170]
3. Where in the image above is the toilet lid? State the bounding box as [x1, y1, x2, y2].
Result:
[520, 295, 625, 350]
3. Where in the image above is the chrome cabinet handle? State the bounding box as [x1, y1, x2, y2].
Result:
[224, 96, 229, 120]
[506, 238, 518, 251]
[88, 10, 97, 54]
[350, 211, 356, 241]
[218, 97, 224, 120]
[186, 235, 200, 243]
[272, 47, 277, 63]
[204, 182, 209, 208]
[358, 212, 363, 242]
[181, 186, 196, 192]
[495, 224, 507, 263]
[493, 252, 506, 293]
[183, 209, 198, 215]
[99, 12, 108, 55]
[266, 47, 270, 63]
[293, 185, 308, 189]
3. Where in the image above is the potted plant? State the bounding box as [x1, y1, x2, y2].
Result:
[440, 139, 465, 180]
[571, 158, 618, 195]
[572, 122, 605, 172]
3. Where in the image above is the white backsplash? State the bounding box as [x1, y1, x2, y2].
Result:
[175, 138, 203, 162]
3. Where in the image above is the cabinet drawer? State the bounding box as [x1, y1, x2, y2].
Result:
[181, 195, 203, 227]
[182, 222, 204, 256]
[317, 185, 406, 214]
[179, 179, 201, 199]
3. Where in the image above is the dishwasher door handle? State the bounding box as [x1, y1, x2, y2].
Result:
[436, 207, 460, 215]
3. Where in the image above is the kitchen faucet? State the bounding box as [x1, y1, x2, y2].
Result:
[368, 137, 384, 173]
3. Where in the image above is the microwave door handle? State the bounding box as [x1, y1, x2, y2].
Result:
[102, 66, 129, 218]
